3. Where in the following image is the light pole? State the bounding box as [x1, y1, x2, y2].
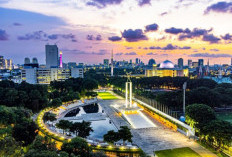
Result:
[183, 82, 187, 117]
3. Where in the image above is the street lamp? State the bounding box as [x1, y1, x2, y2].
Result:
[183, 82, 187, 116]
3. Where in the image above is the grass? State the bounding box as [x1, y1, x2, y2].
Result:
[155, 147, 201, 157]
[216, 112, 232, 123]
[98, 92, 118, 100]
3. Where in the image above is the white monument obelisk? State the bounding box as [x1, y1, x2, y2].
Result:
[125, 73, 132, 108]
[111, 50, 114, 77]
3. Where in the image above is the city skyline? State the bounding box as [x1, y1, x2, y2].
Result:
[1, 0, 232, 64]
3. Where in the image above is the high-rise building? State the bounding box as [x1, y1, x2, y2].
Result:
[0, 56, 4, 69]
[178, 58, 183, 68]
[231, 58, 232, 66]
[198, 59, 204, 67]
[32, 57, 38, 64]
[46, 44, 58, 68]
[136, 58, 139, 64]
[68, 62, 77, 68]
[24, 57, 30, 64]
[148, 59, 156, 66]
[188, 59, 192, 68]
[103, 59, 109, 66]
[192, 62, 198, 68]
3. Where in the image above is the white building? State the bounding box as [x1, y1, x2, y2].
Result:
[46, 44, 59, 68]
[21, 67, 84, 84]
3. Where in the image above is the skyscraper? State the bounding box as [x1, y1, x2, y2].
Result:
[178, 58, 183, 68]
[103, 59, 109, 66]
[188, 59, 192, 68]
[0, 56, 4, 69]
[46, 44, 58, 68]
[231, 58, 232, 66]
[198, 59, 204, 67]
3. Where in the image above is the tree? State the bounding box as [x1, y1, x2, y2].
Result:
[12, 119, 38, 146]
[103, 130, 120, 144]
[77, 121, 93, 138]
[55, 120, 72, 134]
[50, 98, 62, 108]
[69, 122, 81, 136]
[83, 79, 98, 91]
[90, 151, 107, 157]
[43, 112, 57, 122]
[61, 137, 91, 157]
[202, 120, 232, 151]
[186, 104, 216, 130]
[118, 126, 133, 145]
[0, 136, 24, 157]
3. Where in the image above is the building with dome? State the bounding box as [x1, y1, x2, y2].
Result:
[145, 60, 189, 77]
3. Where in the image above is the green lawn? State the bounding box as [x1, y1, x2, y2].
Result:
[155, 147, 201, 157]
[98, 92, 118, 100]
[216, 112, 232, 123]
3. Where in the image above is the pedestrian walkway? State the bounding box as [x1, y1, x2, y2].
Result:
[100, 99, 218, 157]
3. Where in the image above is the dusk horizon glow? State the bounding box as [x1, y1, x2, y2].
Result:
[1, 0, 232, 65]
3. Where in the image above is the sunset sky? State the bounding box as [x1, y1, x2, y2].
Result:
[1, 0, 232, 65]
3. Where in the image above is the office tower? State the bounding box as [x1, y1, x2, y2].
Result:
[24, 57, 30, 64]
[148, 59, 156, 66]
[136, 58, 139, 64]
[0, 56, 4, 69]
[68, 62, 77, 68]
[198, 59, 204, 67]
[178, 58, 183, 68]
[130, 59, 132, 64]
[46, 44, 58, 68]
[231, 58, 232, 66]
[32, 57, 38, 64]
[103, 59, 109, 66]
[192, 62, 198, 68]
[111, 50, 114, 77]
[188, 59, 192, 68]
[59, 51, 63, 68]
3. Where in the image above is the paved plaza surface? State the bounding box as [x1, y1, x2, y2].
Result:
[100, 99, 217, 157]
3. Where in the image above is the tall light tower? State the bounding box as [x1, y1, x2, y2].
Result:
[111, 50, 114, 77]
[59, 51, 63, 68]
[183, 82, 187, 116]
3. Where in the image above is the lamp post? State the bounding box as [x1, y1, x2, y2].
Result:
[183, 82, 187, 116]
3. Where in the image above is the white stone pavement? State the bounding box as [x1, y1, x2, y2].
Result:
[100, 99, 217, 157]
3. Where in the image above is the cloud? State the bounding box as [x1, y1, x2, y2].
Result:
[149, 46, 161, 50]
[204, 1, 232, 14]
[145, 23, 158, 32]
[108, 36, 122, 41]
[178, 28, 211, 40]
[202, 34, 221, 43]
[13, 22, 22, 26]
[92, 49, 107, 55]
[125, 52, 137, 55]
[221, 33, 232, 40]
[86, 0, 123, 9]
[115, 52, 123, 56]
[160, 12, 168, 16]
[165, 27, 189, 34]
[189, 53, 232, 58]
[87, 34, 94, 40]
[149, 44, 191, 50]
[0, 29, 9, 41]
[210, 49, 219, 51]
[122, 29, 147, 42]
[138, 0, 151, 7]
[96, 35, 102, 41]
[18, 31, 77, 42]
[146, 52, 157, 55]
[125, 46, 133, 49]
